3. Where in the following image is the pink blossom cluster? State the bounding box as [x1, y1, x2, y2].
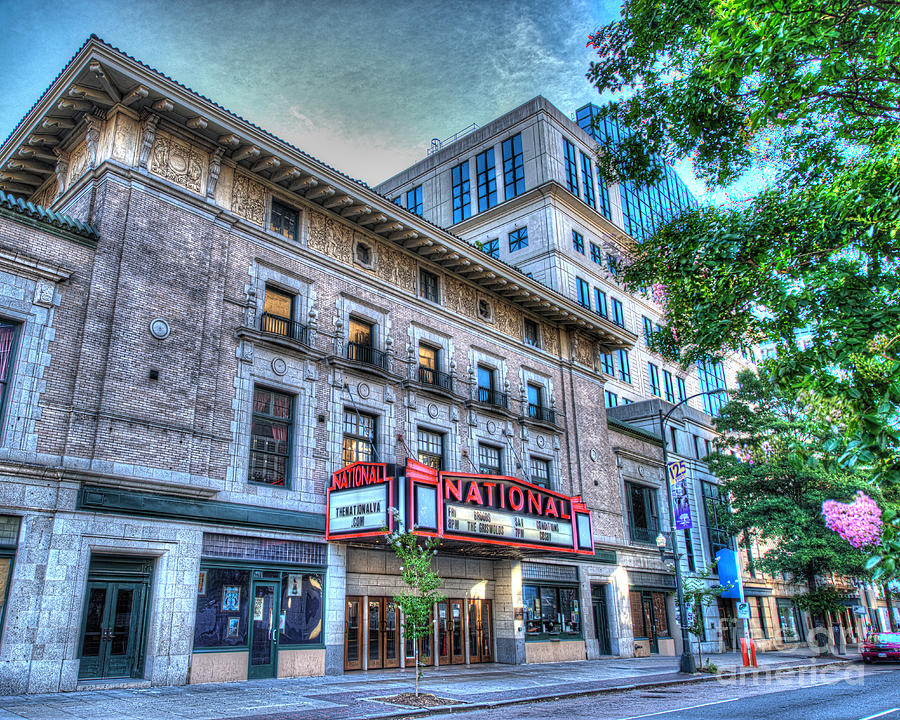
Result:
[822, 491, 883, 548]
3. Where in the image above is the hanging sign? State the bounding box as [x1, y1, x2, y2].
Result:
[667, 460, 693, 530]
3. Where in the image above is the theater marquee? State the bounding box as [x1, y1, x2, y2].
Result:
[325, 460, 594, 555]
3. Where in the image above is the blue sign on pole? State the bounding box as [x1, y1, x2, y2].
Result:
[667, 460, 693, 530]
[716, 548, 743, 599]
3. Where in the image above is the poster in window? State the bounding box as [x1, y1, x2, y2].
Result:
[222, 585, 240, 612]
[254, 596, 265, 621]
[227, 617, 240, 637]
[197, 570, 207, 596]
[287, 574, 303, 597]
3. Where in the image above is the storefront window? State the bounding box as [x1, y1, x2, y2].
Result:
[523, 583, 581, 640]
[193, 568, 251, 648]
[777, 599, 799, 642]
[280, 573, 323, 645]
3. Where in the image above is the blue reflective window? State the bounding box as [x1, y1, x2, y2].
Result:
[572, 230, 584, 254]
[664, 369, 676, 403]
[391, 196, 401, 206]
[590, 243, 602, 265]
[617, 350, 631, 383]
[605, 390, 618, 408]
[508, 227, 528, 252]
[406, 185, 423, 216]
[502, 134, 525, 199]
[600, 352, 614, 375]
[451, 162, 471, 223]
[576, 277, 591, 308]
[611, 298, 625, 327]
[594, 288, 607, 318]
[581, 152, 596, 209]
[648, 362, 661, 397]
[563, 138, 578, 194]
[596, 166, 611, 220]
[697, 359, 727, 414]
[476, 148, 497, 212]
[677, 376, 687, 402]
[643, 316, 654, 347]
[482, 238, 499, 258]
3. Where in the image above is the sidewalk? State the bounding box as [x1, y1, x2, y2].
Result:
[0, 650, 855, 720]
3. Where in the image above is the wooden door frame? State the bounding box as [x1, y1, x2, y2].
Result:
[366, 597, 384, 670]
[382, 597, 400, 668]
[450, 599, 465, 664]
[344, 595, 363, 671]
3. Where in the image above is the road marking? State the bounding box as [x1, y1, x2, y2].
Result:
[615, 696, 742, 719]
[858, 710, 899, 720]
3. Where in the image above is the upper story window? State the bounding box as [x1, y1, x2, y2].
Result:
[391, 196, 401, 206]
[702, 482, 731, 554]
[643, 316, 654, 347]
[530, 457, 551, 488]
[663, 369, 675, 403]
[697, 358, 728, 414]
[572, 230, 584, 254]
[502, 133, 525, 200]
[563, 138, 578, 194]
[648, 362, 661, 397]
[617, 349, 631, 383]
[605, 390, 618, 408]
[576, 278, 591, 308]
[606, 253, 619, 276]
[249, 387, 292, 488]
[348, 317, 386, 369]
[669, 427, 679, 453]
[611, 298, 625, 327]
[417, 428, 444, 470]
[590, 243, 602, 265]
[270, 199, 299, 241]
[419, 268, 440, 303]
[508, 227, 528, 252]
[527, 383, 554, 424]
[523, 318, 540, 347]
[595, 288, 608, 318]
[478, 443, 502, 475]
[477, 364, 507, 408]
[451, 162, 471, 223]
[261, 285, 294, 338]
[0, 323, 17, 420]
[580, 152, 596, 209]
[600, 352, 614, 376]
[342, 410, 376, 465]
[418, 344, 452, 391]
[626, 482, 659, 544]
[476, 148, 497, 212]
[406, 185, 423, 216]
[482, 238, 499, 258]
[677, 376, 687, 403]
[596, 166, 612, 220]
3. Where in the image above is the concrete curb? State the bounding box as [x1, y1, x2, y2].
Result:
[349, 658, 855, 720]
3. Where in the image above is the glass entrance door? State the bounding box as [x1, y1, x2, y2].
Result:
[592, 586, 612, 656]
[345, 596, 363, 671]
[366, 597, 400, 669]
[383, 598, 400, 668]
[248, 580, 280, 679]
[367, 598, 383, 669]
[467, 599, 493, 663]
[78, 581, 147, 679]
[439, 599, 465, 664]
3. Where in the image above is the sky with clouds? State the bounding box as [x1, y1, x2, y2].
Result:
[0, 0, 717, 198]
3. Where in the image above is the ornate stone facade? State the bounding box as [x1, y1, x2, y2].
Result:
[149, 132, 205, 194]
[230, 172, 266, 226]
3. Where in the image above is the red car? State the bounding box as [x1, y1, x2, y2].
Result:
[861, 632, 900, 663]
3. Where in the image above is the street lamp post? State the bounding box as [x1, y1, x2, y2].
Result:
[656, 389, 728, 675]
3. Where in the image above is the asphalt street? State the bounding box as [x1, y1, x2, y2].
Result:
[421, 665, 900, 720]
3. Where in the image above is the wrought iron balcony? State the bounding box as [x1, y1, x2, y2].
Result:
[477, 387, 508, 409]
[417, 366, 454, 392]
[527, 403, 556, 425]
[260, 312, 310, 345]
[630, 524, 660, 545]
[347, 341, 389, 370]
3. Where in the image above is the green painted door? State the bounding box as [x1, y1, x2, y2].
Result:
[78, 581, 147, 679]
[248, 580, 280, 679]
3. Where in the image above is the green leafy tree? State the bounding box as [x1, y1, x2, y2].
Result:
[585, 1, 900, 569]
[386, 516, 445, 696]
[681, 563, 731, 669]
[708, 371, 875, 631]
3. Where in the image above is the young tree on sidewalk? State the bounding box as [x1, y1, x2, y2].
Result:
[681, 563, 731, 671]
[386, 514, 445, 697]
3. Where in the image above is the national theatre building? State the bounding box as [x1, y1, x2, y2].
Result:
[0, 37, 754, 692]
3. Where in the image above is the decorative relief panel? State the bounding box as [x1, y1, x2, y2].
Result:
[307, 211, 326, 253]
[494, 301, 519, 339]
[231, 172, 266, 226]
[149, 132, 205, 193]
[66, 142, 90, 186]
[543, 325, 560, 357]
[323, 218, 353, 264]
[573, 334, 592, 367]
[377, 244, 415, 292]
[31, 181, 57, 209]
[112, 114, 139, 165]
[444, 277, 476, 319]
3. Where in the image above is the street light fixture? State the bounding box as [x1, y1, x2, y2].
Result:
[658, 388, 728, 675]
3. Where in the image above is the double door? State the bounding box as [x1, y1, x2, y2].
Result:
[468, 599, 493, 663]
[79, 581, 148, 679]
[438, 599, 465, 664]
[345, 596, 400, 671]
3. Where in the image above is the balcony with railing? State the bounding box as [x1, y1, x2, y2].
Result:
[527, 403, 556, 425]
[477, 387, 509, 410]
[260, 312, 310, 346]
[347, 341, 389, 370]
[417, 366, 454, 393]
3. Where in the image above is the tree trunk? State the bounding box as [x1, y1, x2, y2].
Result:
[414, 639, 419, 696]
[806, 571, 828, 653]
[884, 584, 897, 632]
